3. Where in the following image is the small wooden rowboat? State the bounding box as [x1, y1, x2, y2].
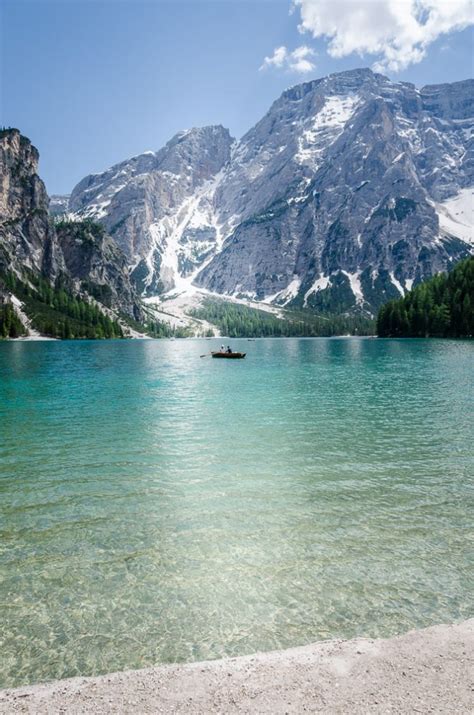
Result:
[211, 351, 246, 359]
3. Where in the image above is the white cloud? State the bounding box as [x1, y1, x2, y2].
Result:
[260, 45, 316, 73]
[293, 0, 474, 72]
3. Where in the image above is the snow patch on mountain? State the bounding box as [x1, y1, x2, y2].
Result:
[389, 272, 406, 296]
[263, 276, 302, 305]
[304, 275, 331, 306]
[296, 94, 360, 166]
[342, 270, 364, 303]
[437, 188, 474, 244]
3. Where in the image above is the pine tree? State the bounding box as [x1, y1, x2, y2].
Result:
[376, 257, 474, 338]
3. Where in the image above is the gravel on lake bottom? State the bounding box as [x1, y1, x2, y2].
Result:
[1, 619, 473, 714]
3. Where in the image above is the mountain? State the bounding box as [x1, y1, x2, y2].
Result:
[49, 194, 70, 216]
[70, 126, 234, 294]
[0, 129, 143, 335]
[55, 218, 142, 321]
[70, 68, 473, 314]
[0, 129, 65, 282]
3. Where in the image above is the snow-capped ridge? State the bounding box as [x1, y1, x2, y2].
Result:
[69, 69, 474, 312]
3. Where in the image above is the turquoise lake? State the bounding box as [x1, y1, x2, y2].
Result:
[0, 337, 473, 688]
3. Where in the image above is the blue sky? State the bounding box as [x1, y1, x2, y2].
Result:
[1, 0, 473, 194]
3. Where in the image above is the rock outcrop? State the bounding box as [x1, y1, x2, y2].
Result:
[0, 128, 64, 282]
[0, 129, 142, 322]
[56, 220, 142, 321]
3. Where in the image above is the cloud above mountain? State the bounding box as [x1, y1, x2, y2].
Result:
[260, 45, 316, 73]
[293, 0, 473, 72]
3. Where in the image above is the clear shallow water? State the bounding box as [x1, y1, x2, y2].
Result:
[0, 337, 473, 688]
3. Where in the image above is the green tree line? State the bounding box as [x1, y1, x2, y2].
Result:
[0, 303, 27, 338]
[376, 257, 474, 338]
[1, 271, 123, 339]
[146, 320, 192, 338]
[190, 299, 374, 337]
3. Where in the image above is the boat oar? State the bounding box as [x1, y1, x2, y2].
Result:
[200, 352, 211, 358]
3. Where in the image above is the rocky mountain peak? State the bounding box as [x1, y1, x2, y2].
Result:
[420, 78, 474, 120]
[0, 128, 62, 280]
[152, 124, 234, 187]
[68, 70, 473, 311]
[0, 129, 44, 218]
[69, 124, 235, 293]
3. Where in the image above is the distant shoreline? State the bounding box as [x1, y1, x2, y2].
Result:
[1, 336, 381, 345]
[1, 619, 472, 713]
[4, 334, 474, 343]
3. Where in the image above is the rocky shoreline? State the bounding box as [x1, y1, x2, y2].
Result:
[1, 619, 472, 713]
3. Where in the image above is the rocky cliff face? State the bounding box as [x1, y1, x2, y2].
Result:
[56, 220, 143, 321]
[0, 129, 64, 281]
[70, 69, 474, 313]
[0, 129, 142, 322]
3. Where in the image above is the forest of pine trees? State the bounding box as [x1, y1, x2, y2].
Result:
[376, 257, 474, 338]
[145, 320, 191, 338]
[0, 271, 123, 339]
[190, 299, 374, 338]
[0, 302, 27, 338]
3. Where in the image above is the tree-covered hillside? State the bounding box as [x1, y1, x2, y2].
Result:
[376, 257, 474, 338]
[0, 302, 27, 338]
[0, 271, 123, 339]
[190, 298, 374, 338]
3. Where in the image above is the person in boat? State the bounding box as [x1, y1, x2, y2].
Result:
[221, 344, 225, 353]
[226, 345, 232, 354]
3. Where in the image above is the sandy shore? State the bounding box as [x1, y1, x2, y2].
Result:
[1, 619, 472, 714]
